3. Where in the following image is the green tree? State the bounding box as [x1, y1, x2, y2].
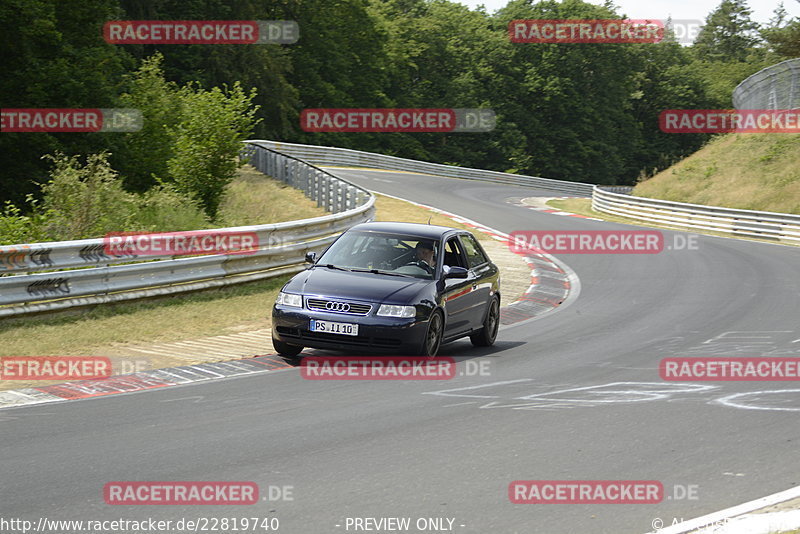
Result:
[627, 40, 713, 177]
[0, 0, 132, 206]
[695, 0, 761, 61]
[486, 0, 643, 184]
[115, 53, 183, 192]
[761, 2, 800, 58]
[167, 83, 260, 219]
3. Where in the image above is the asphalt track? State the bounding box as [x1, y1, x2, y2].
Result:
[1, 169, 799, 534]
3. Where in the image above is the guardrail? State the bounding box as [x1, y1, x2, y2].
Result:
[249, 140, 799, 243]
[592, 187, 800, 244]
[246, 140, 596, 197]
[0, 145, 375, 317]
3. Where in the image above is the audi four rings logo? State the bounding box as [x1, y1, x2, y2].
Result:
[325, 301, 351, 312]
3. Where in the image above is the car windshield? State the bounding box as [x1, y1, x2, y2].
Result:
[317, 231, 439, 280]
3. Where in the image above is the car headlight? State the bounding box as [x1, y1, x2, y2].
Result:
[276, 292, 303, 308]
[376, 304, 416, 318]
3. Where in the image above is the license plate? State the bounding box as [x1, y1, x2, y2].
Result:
[310, 320, 359, 336]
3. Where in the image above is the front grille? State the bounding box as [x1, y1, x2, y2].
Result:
[306, 298, 372, 316]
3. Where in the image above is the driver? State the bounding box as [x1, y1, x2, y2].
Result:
[413, 241, 436, 274]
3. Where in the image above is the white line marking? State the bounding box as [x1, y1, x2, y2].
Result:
[160, 396, 205, 403]
[169, 340, 244, 352]
[715, 389, 800, 412]
[187, 365, 225, 377]
[176, 341, 258, 354]
[516, 382, 717, 403]
[229, 332, 270, 339]
[174, 366, 218, 378]
[423, 379, 534, 399]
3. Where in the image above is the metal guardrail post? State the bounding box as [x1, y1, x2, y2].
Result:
[327, 177, 334, 212]
[334, 180, 342, 213]
[313, 170, 320, 204]
[301, 165, 309, 195]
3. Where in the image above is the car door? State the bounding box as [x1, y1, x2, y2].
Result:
[441, 236, 474, 337]
[458, 233, 497, 328]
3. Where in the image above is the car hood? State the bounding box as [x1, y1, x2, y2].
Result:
[284, 267, 429, 303]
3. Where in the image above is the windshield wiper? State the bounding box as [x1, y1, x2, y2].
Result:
[318, 264, 352, 272]
[350, 268, 416, 278]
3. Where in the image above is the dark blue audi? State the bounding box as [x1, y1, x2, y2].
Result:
[271, 222, 501, 357]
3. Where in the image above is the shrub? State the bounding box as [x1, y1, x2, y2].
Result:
[38, 152, 139, 240]
[0, 200, 48, 245]
[134, 183, 209, 232]
[115, 53, 183, 193]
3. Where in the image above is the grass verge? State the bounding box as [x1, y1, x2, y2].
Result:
[216, 165, 327, 226]
[633, 133, 799, 214]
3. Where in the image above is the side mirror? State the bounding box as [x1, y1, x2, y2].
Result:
[305, 252, 317, 264]
[444, 266, 468, 279]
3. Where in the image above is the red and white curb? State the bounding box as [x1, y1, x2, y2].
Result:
[509, 196, 603, 221]
[0, 355, 290, 409]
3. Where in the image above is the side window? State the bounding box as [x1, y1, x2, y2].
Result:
[443, 238, 467, 268]
[460, 234, 489, 269]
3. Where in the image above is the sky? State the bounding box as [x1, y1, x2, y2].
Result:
[455, 0, 800, 26]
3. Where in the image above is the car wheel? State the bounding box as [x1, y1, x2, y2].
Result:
[419, 311, 444, 357]
[470, 297, 499, 347]
[272, 335, 304, 358]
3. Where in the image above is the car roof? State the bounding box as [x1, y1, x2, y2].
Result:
[348, 221, 466, 240]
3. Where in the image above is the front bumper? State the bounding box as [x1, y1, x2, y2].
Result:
[272, 306, 428, 354]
